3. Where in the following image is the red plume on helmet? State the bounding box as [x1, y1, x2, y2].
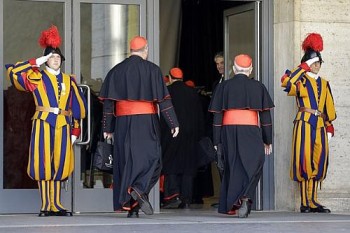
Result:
[302, 33, 323, 52]
[38, 25, 61, 49]
[38, 25, 65, 61]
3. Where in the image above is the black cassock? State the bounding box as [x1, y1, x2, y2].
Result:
[99, 55, 178, 211]
[209, 74, 274, 214]
[161, 81, 204, 177]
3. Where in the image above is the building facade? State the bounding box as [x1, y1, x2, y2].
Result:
[0, 0, 349, 214]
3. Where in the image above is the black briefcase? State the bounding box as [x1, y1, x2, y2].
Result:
[93, 138, 113, 173]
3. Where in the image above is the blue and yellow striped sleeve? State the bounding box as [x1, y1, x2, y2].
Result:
[281, 67, 306, 96]
[6, 60, 42, 92]
[70, 76, 87, 120]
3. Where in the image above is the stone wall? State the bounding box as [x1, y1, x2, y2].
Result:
[274, 0, 350, 211]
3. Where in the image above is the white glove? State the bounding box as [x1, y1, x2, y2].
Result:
[71, 135, 77, 144]
[35, 52, 53, 67]
[171, 127, 179, 138]
[327, 132, 332, 143]
[306, 56, 319, 66]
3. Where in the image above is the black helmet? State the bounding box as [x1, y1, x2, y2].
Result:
[301, 49, 323, 64]
[44, 46, 65, 62]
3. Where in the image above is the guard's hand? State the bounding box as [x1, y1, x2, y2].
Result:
[71, 135, 77, 144]
[35, 53, 53, 67]
[103, 132, 113, 140]
[171, 127, 179, 138]
[306, 56, 319, 67]
[327, 132, 332, 143]
[264, 144, 272, 155]
[214, 145, 218, 151]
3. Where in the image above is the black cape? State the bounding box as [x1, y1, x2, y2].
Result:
[99, 55, 170, 101]
[209, 74, 274, 112]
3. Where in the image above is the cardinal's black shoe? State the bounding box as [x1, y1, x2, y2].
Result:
[127, 210, 139, 218]
[38, 210, 50, 217]
[50, 210, 73, 216]
[310, 206, 331, 213]
[162, 197, 181, 209]
[300, 206, 311, 213]
[130, 190, 153, 215]
[178, 202, 190, 209]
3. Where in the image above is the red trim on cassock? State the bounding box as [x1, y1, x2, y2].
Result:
[159, 175, 165, 193]
[163, 193, 179, 201]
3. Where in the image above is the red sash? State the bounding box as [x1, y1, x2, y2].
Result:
[223, 109, 258, 126]
[115, 100, 157, 116]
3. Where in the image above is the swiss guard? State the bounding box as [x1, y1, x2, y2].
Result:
[6, 25, 87, 217]
[281, 33, 336, 213]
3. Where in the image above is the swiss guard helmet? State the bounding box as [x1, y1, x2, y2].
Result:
[38, 25, 65, 62]
[300, 33, 323, 64]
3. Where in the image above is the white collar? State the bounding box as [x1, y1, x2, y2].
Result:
[45, 66, 60, 76]
[306, 72, 319, 80]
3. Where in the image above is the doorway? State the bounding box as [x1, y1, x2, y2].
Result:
[159, 0, 274, 210]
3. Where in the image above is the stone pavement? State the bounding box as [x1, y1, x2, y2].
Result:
[0, 207, 350, 233]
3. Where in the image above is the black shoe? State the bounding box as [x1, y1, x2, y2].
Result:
[50, 210, 73, 216]
[300, 206, 311, 213]
[162, 197, 182, 209]
[310, 206, 331, 213]
[178, 202, 190, 209]
[127, 210, 139, 218]
[130, 190, 153, 215]
[211, 203, 219, 208]
[38, 211, 50, 217]
[238, 200, 249, 218]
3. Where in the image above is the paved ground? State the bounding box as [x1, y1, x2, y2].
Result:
[1, 208, 350, 233]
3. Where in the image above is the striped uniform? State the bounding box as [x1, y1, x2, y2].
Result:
[6, 60, 86, 212]
[281, 67, 336, 208]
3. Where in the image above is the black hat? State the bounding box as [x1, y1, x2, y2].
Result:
[44, 46, 65, 61]
[301, 49, 322, 64]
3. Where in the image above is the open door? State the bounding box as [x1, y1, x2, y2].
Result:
[71, 0, 157, 213]
[224, 2, 261, 81]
